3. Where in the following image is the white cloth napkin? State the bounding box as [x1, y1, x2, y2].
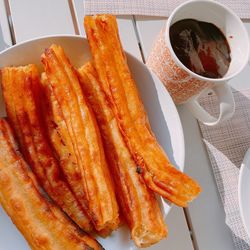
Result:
[198, 89, 250, 250]
[84, 0, 250, 18]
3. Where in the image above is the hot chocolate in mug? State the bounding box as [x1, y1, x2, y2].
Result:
[147, 0, 249, 126]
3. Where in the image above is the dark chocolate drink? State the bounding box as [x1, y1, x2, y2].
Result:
[170, 19, 231, 78]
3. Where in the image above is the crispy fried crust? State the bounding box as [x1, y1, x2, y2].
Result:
[78, 62, 167, 248]
[41, 45, 119, 232]
[84, 15, 201, 207]
[0, 119, 103, 250]
[40, 73, 113, 238]
[1, 65, 92, 231]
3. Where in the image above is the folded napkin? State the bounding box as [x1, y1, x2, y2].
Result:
[198, 89, 250, 250]
[84, 0, 250, 19]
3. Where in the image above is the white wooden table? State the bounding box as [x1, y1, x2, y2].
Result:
[0, 1, 249, 249]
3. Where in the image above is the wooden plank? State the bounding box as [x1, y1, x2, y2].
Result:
[8, 0, 75, 43]
[72, 0, 141, 59]
[135, 16, 250, 250]
[0, 0, 12, 49]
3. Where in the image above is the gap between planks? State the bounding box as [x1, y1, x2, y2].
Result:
[68, 0, 80, 35]
[3, 0, 15, 45]
[132, 15, 146, 63]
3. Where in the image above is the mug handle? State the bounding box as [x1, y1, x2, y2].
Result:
[185, 82, 235, 126]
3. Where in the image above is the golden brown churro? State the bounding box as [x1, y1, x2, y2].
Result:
[41, 45, 119, 232]
[84, 15, 201, 207]
[0, 119, 103, 250]
[1, 65, 92, 231]
[78, 62, 167, 248]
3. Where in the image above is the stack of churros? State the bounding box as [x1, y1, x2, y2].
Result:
[84, 15, 201, 207]
[78, 62, 167, 247]
[41, 45, 119, 234]
[0, 119, 102, 250]
[1, 65, 92, 232]
[0, 14, 201, 249]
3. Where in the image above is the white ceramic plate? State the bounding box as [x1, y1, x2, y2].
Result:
[239, 148, 250, 238]
[0, 35, 185, 250]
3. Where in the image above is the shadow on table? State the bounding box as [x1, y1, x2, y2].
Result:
[231, 231, 250, 250]
[199, 88, 250, 248]
[0, 20, 10, 51]
[199, 87, 250, 167]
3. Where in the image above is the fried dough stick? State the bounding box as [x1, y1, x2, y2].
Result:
[84, 15, 201, 207]
[1, 65, 92, 231]
[78, 62, 167, 248]
[39, 73, 113, 238]
[41, 45, 119, 232]
[0, 119, 103, 250]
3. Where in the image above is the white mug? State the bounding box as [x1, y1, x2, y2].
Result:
[147, 0, 250, 126]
